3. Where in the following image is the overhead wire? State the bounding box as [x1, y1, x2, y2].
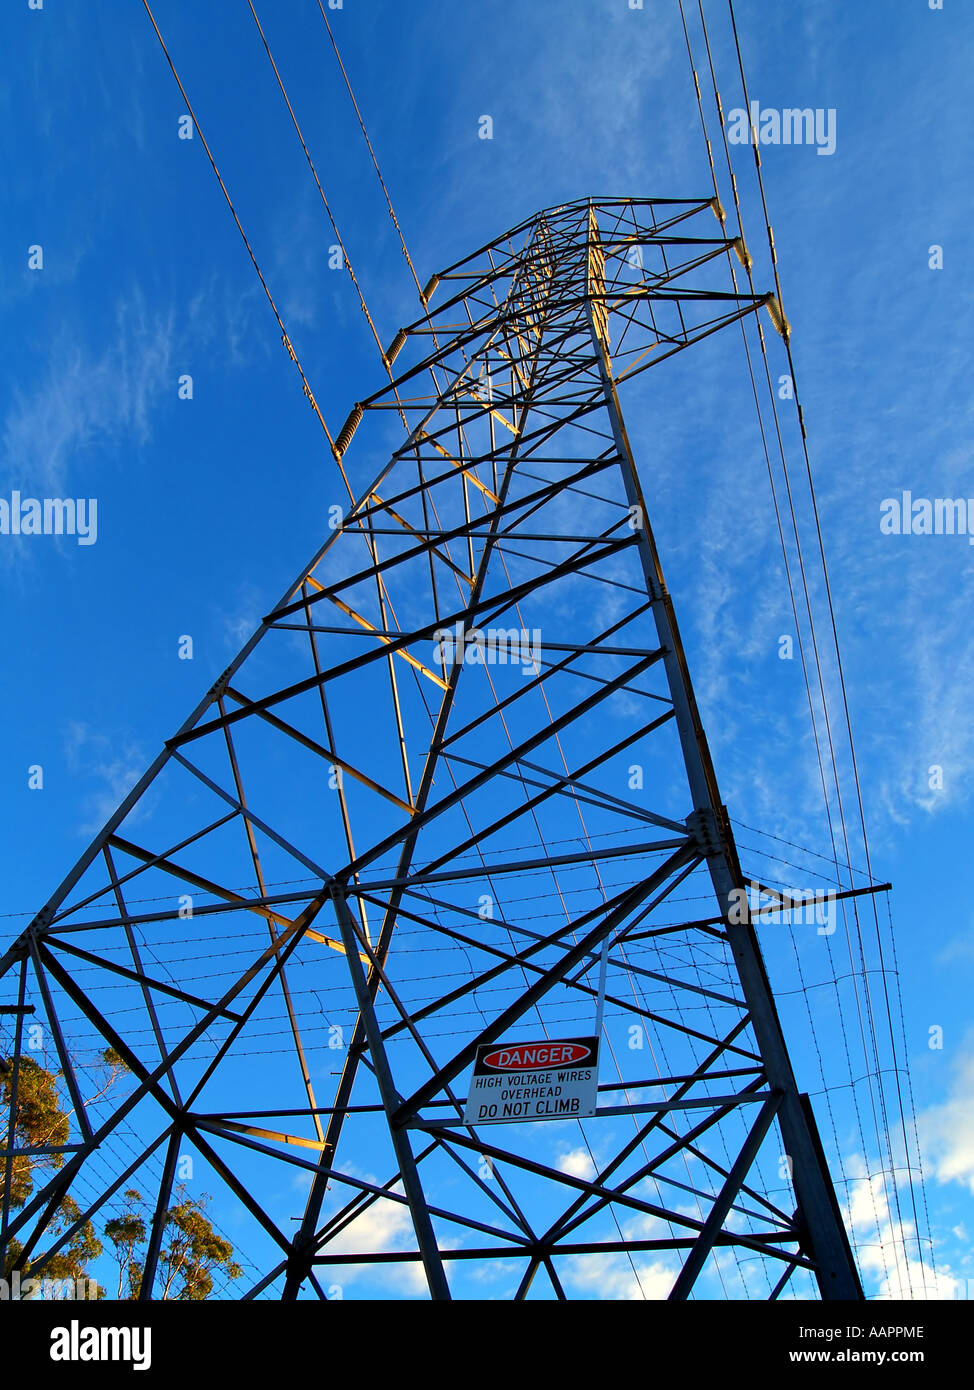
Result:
[140, 0, 347, 491]
[675, 0, 876, 1284]
[678, 0, 904, 1293]
[315, 0, 427, 304]
[678, 0, 928, 1297]
[725, 0, 928, 1295]
[246, 0, 390, 378]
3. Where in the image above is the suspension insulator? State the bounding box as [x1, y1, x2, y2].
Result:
[384, 329, 408, 368]
[764, 293, 791, 339]
[421, 274, 440, 303]
[334, 403, 364, 458]
[710, 195, 726, 223]
[732, 237, 753, 270]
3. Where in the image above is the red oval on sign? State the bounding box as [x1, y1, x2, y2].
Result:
[482, 1041, 591, 1071]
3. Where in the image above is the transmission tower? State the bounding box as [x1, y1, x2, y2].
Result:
[1, 197, 863, 1301]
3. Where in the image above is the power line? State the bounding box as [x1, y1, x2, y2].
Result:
[680, 0, 925, 1296]
[725, 0, 927, 1296]
[140, 0, 350, 493]
[315, 0, 426, 303]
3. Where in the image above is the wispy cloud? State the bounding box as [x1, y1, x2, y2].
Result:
[1, 288, 175, 501]
[63, 720, 148, 838]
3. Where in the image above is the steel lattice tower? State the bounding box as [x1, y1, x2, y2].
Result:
[1, 197, 862, 1301]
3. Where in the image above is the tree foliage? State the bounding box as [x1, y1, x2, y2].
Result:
[1, 1050, 113, 1293]
[104, 1190, 147, 1300]
[105, 1185, 243, 1300]
[0, 1054, 70, 1209]
[2, 1051, 241, 1299]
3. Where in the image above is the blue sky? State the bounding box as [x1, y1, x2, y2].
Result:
[1, 0, 972, 1300]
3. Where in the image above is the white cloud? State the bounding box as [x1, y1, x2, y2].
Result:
[318, 1190, 428, 1298]
[556, 1146, 597, 1181]
[557, 1209, 684, 1299]
[843, 1156, 960, 1300]
[561, 1250, 677, 1301]
[919, 1054, 974, 1197]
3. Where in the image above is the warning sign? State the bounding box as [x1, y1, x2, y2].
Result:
[462, 1036, 600, 1126]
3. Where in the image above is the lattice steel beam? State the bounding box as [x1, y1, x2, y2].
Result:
[1, 197, 861, 1302]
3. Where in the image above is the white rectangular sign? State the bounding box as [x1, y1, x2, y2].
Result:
[463, 1036, 600, 1126]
